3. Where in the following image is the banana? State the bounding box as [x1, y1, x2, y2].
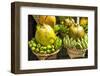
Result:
[79, 42, 83, 49]
[84, 39, 88, 48]
[73, 40, 76, 48]
[65, 39, 68, 47]
[67, 37, 70, 47]
[81, 38, 85, 49]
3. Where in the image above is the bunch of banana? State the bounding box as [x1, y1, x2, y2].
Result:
[63, 34, 88, 49]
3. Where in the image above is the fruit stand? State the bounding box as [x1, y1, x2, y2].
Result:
[28, 15, 88, 60]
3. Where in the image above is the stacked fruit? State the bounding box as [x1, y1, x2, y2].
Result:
[28, 16, 88, 59]
[28, 16, 62, 59]
[59, 17, 88, 58]
[62, 17, 88, 49]
[28, 37, 62, 54]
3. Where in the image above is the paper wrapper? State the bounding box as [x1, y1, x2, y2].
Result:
[67, 48, 87, 59]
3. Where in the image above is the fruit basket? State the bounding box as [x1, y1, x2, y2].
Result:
[28, 37, 62, 60]
[54, 17, 88, 59]
[63, 34, 88, 59]
[32, 49, 60, 60]
[63, 25, 88, 59]
[67, 48, 87, 59]
[28, 16, 62, 60]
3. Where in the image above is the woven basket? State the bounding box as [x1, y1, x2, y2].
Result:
[67, 48, 87, 59]
[32, 49, 60, 60]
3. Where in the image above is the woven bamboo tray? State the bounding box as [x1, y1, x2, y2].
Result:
[32, 49, 60, 60]
[67, 48, 87, 59]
